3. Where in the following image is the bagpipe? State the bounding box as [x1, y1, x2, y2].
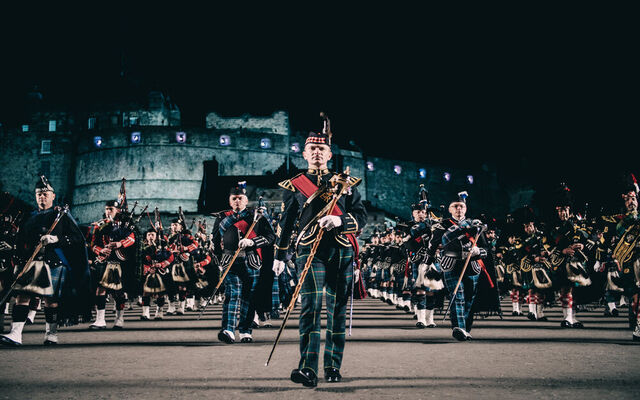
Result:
[0, 206, 68, 304]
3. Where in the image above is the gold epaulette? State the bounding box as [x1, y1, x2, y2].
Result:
[278, 173, 303, 192]
[601, 215, 619, 224]
[346, 175, 362, 188]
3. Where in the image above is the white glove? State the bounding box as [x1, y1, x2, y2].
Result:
[318, 215, 342, 231]
[354, 269, 360, 283]
[469, 246, 481, 257]
[40, 235, 59, 245]
[272, 260, 285, 276]
[238, 238, 254, 249]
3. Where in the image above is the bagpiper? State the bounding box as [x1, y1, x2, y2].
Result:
[88, 200, 137, 330]
[406, 188, 442, 328]
[272, 115, 367, 387]
[546, 183, 591, 328]
[496, 215, 524, 315]
[211, 182, 275, 344]
[140, 228, 174, 320]
[517, 207, 552, 322]
[1, 176, 91, 346]
[425, 191, 490, 341]
[166, 214, 199, 315]
[598, 173, 640, 341]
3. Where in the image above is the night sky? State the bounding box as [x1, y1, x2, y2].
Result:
[0, 5, 635, 215]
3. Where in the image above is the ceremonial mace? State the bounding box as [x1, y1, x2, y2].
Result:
[197, 196, 265, 320]
[0, 205, 69, 305]
[442, 226, 486, 321]
[265, 167, 354, 367]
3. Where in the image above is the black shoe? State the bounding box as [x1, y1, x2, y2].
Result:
[403, 306, 410, 312]
[140, 316, 150, 321]
[452, 327, 468, 341]
[426, 323, 437, 328]
[112, 325, 123, 330]
[560, 320, 572, 328]
[290, 368, 318, 388]
[527, 313, 536, 321]
[612, 309, 619, 317]
[324, 368, 342, 383]
[240, 336, 253, 343]
[43, 339, 57, 346]
[412, 315, 417, 320]
[89, 325, 107, 330]
[536, 316, 548, 322]
[25, 318, 34, 325]
[416, 322, 426, 329]
[218, 330, 234, 344]
[512, 311, 519, 316]
[572, 321, 584, 329]
[0, 336, 21, 347]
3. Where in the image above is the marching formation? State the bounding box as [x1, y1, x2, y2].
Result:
[360, 176, 640, 345]
[1, 114, 639, 389]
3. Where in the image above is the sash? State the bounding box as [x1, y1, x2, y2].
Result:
[290, 174, 360, 260]
[223, 210, 262, 259]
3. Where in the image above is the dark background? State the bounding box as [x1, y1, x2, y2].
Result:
[0, 5, 636, 216]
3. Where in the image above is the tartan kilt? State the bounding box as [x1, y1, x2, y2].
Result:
[14, 261, 66, 299]
[95, 261, 124, 291]
[142, 272, 167, 294]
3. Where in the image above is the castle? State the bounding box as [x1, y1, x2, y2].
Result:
[0, 89, 510, 228]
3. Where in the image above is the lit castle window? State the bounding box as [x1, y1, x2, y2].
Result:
[290, 142, 300, 153]
[443, 172, 451, 182]
[394, 165, 402, 175]
[419, 168, 427, 179]
[467, 175, 474, 184]
[176, 132, 187, 143]
[366, 162, 374, 171]
[219, 135, 231, 146]
[131, 132, 141, 144]
[260, 138, 272, 149]
[94, 136, 103, 148]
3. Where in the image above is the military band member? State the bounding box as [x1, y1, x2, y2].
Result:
[1, 176, 90, 346]
[518, 208, 551, 321]
[166, 218, 199, 315]
[425, 192, 489, 341]
[406, 203, 440, 328]
[140, 229, 174, 320]
[212, 182, 275, 344]
[599, 174, 640, 341]
[188, 227, 215, 311]
[89, 200, 136, 330]
[547, 183, 591, 328]
[496, 220, 524, 316]
[273, 125, 367, 388]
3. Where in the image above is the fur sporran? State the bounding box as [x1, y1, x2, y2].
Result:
[15, 260, 53, 296]
[532, 264, 552, 289]
[416, 263, 444, 291]
[100, 262, 123, 291]
[171, 262, 190, 283]
[495, 261, 505, 284]
[143, 272, 165, 294]
[606, 270, 625, 292]
[566, 260, 592, 287]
